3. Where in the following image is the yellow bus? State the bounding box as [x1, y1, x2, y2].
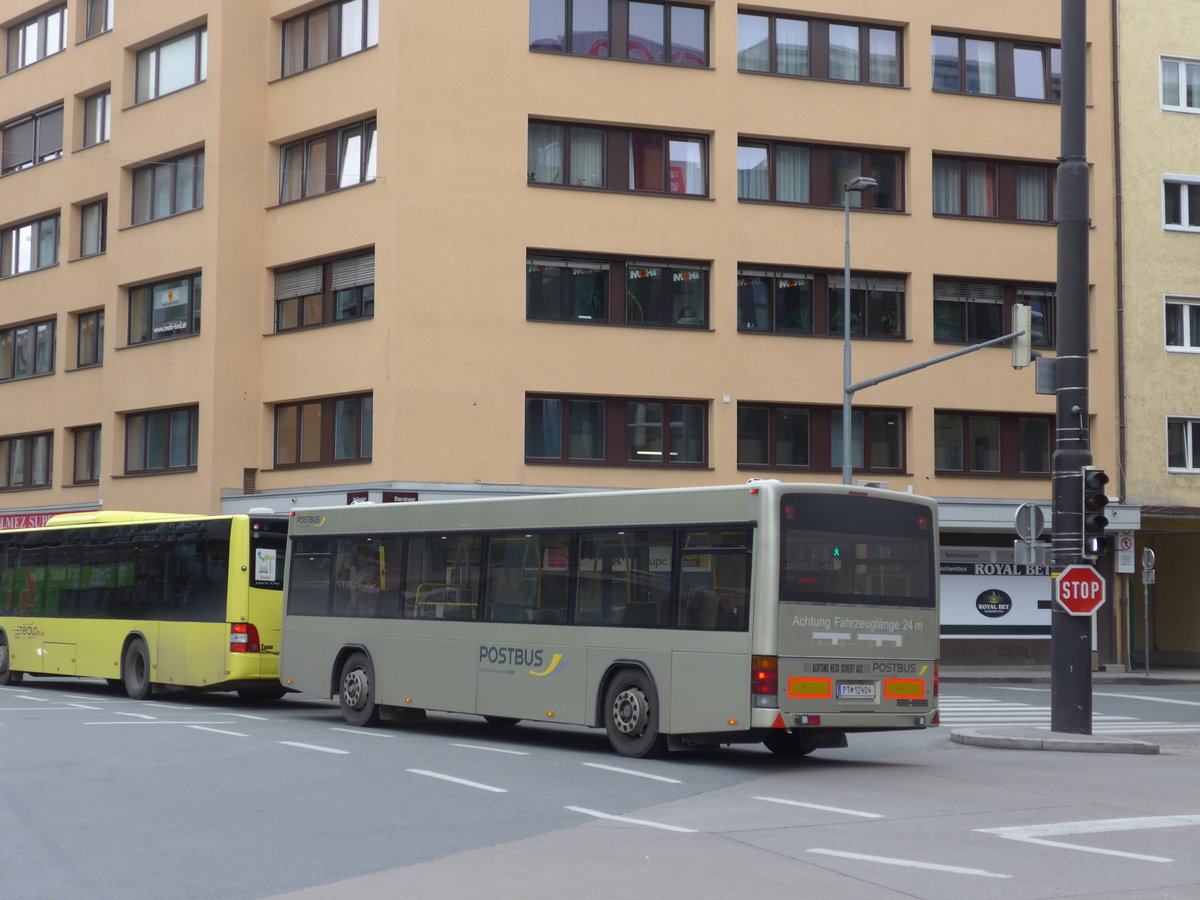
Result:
[281, 482, 939, 757]
[0, 511, 289, 699]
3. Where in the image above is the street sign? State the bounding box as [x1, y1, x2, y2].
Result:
[1055, 564, 1106, 616]
[1115, 530, 1134, 573]
[1014, 502, 1045, 542]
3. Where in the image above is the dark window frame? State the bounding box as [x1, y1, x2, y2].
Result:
[0, 318, 56, 381]
[279, 118, 377, 204]
[528, 120, 708, 197]
[0, 431, 52, 489]
[527, 252, 708, 328]
[274, 393, 373, 468]
[79, 198, 107, 258]
[86, 0, 114, 39]
[737, 139, 903, 211]
[933, 278, 1055, 348]
[736, 11, 902, 86]
[529, 0, 709, 67]
[274, 250, 375, 332]
[1, 104, 64, 174]
[931, 32, 1061, 102]
[281, 0, 379, 77]
[1, 213, 60, 277]
[934, 410, 1054, 477]
[127, 273, 202, 346]
[71, 424, 101, 485]
[932, 155, 1055, 223]
[131, 150, 205, 225]
[82, 89, 111, 148]
[737, 402, 905, 474]
[75, 308, 104, 367]
[5, 4, 67, 73]
[124, 405, 199, 475]
[525, 393, 707, 467]
[135, 27, 208, 103]
[737, 265, 906, 340]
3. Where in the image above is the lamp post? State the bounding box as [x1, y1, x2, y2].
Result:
[842, 176, 877, 485]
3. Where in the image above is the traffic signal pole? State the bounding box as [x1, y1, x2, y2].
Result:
[1051, 0, 1092, 735]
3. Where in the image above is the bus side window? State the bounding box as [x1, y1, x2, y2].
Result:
[288, 539, 334, 616]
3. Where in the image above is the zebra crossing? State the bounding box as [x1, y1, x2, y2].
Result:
[939, 694, 1200, 734]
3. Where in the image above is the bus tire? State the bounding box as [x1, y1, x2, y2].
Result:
[0, 635, 22, 685]
[483, 715, 520, 729]
[338, 651, 380, 726]
[122, 639, 152, 700]
[762, 732, 816, 757]
[603, 668, 667, 758]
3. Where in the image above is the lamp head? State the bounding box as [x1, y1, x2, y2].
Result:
[844, 176, 879, 192]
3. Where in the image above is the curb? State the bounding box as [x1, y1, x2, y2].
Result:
[950, 727, 1159, 754]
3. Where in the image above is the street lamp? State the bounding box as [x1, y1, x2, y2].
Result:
[841, 175, 877, 485]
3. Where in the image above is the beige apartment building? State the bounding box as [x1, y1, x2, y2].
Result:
[1, 1, 1132, 664]
[1115, 1, 1200, 668]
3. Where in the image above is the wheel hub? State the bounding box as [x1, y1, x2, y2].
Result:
[612, 687, 647, 736]
[344, 668, 368, 709]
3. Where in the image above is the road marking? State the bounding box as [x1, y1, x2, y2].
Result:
[565, 806, 696, 833]
[583, 762, 681, 783]
[407, 769, 507, 793]
[17, 695, 50, 702]
[188, 725, 248, 737]
[977, 815, 1200, 862]
[278, 741, 350, 755]
[451, 743, 530, 755]
[754, 796, 884, 818]
[330, 726, 393, 738]
[221, 713, 269, 721]
[86, 720, 250, 726]
[115, 711, 156, 720]
[807, 848, 1010, 878]
[1093, 691, 1200, 708]
[145, 702, 193, 710]
[68, 703, 102, 710]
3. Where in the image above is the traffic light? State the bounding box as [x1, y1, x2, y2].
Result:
[1012, 303, 1032, 369]
[1081, 466, 1110, 558]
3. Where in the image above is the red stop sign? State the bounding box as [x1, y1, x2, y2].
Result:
[1056, 564, 1106, 615]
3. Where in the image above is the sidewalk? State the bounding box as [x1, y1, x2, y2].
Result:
[940, 665, 1200, 755]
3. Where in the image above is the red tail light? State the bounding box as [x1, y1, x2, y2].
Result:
[230, 623, 261, 653]
[751, 655, 778, 708]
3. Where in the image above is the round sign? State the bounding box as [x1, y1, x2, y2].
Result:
[1055, 564, 1106, 616]
[975, 588, 1012, 618]
[1014, 502, 1045, 542]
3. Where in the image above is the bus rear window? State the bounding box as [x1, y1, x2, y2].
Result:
[250, 518, 289, 590]
[779, 494, 934, 609]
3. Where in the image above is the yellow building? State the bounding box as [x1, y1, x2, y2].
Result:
[1115, 0, 1200, 668]
[1, 1, 1128, 664]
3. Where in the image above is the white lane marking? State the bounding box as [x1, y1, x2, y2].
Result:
[188, 725, 248, 737]
[115, 711, 156, 720]
[565, 806, 696, 833]
[451, 743, 530, 755]
[220, 713, 269, 721]
[330, 726, 393, 738]
[808, 848, 1010, 879]
[583, 762, 681, 783]
[407, 769, 507, 793]
[68, 703, 102, 710]
[86, 720, 249, 726]
[145, 702, 194, 710]
[1093, 691, 1200, 708]
[278, 741, 350, 755]
[977, 815, 1200, 862]
[17, 695, 50, 702]
[754, 796, 884, 819]
[0, 706, 119, 712]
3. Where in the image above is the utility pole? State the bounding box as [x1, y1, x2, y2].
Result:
[1050, 0, 1092, 734]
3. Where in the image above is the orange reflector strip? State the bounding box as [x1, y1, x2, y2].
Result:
[884, 678, 926, 699]
[787, 677, 832, 699]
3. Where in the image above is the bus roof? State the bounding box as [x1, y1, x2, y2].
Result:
[44, 511, 202, 527]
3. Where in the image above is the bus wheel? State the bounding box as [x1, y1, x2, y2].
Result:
[0, 635, 22, 685]
[483, 716, 520, 729]
[338, 652, 380, 726]
[122, 640, 152, 700]
[762, 732, 816, 757]
[603, 669, 667, 758]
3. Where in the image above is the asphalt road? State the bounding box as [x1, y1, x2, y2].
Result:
[2, 678, 1199, 900]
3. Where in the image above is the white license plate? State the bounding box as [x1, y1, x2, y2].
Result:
[836, 682, 876, 700]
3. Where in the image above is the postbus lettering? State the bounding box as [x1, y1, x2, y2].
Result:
[478, 645, 545, 668]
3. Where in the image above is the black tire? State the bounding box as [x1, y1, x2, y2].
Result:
[762, 732, 816, 757]
[122, 639, 152, 700]
[237, 684, 287, 701]
[603, 668, 668, 758]
[483, 715, 520, 729]
[105, 679, 123, 690]
[0, 635, 22, 685]
[338, 651, 380, 726]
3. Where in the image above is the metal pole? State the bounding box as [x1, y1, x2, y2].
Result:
[842, 188, 853, 485]
[1143, 582, 1151, 676]
[1050, 0, 1092, 734]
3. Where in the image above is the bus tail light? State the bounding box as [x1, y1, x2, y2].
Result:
[230, 623, 261, 653]
[751, 656, 778, 708]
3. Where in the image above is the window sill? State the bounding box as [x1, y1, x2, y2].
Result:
[0, 484, 52, 493]
[932, 87, 1060, 105]
[66, 363, 103, 373]
[739, 68, 906, 89]
[266, 315, 373, 337]
[112, 468, 198, 479]
[0, 262, 60, 280]
[117, 205, 204, 233]
[269, 43, 379, 83]
[122, 79, 206, 112]
[529, 48, 712, 71]
[934, 471, 1051, 479]
[933, 213, 1053, 226]
[117, 332, 201, 350]
[269, 178, 377, 210]
[268, 458, 373, 471]
[525, 460, 712, 470]
[0, 371, 55, 384]
[1163, 224, 1200, 234]
[527, 181, 711, 201]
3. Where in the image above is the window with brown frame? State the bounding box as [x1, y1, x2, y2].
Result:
[934, 411, 1053, 476]
[934, 279, 1054, 347]
[274, 393, 373, 467]
[737, 402, 904, 473]
[1, 213, 59, 277]
[279, 118, 377, 203]
[5, 4, 66, 73]
[0, 431, 52, 489]
[71, 425, 101, 485]
[737, 11, 900, 85]
[125, 406, 198, 474]
[79, 199, 106, 258]
[737, 139, 901, 210]
[932, 156, 1055, 223]
[75, 309, 103, 367]
[932, 33, 1060, 101]
[526, 394, 706, 466]
[1, 104, 63, 174]
[282, 0, 379, 76]
[135, 27, 207, 103]
[0, 319, 55, 381]
[274, 250, 374, 331]
[530, 0, 707, 66]
[128, 274, 201, 345]
[131, 150, 204, 225]
[528, 120, 706, 196]
[737, 266, 906, 339]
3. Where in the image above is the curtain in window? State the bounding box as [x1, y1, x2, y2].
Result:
[965, 39, 997, 94]
[932, 159, 960, 214]
[668, 139, 704, 195]
[828, 24, 859, 80]
[528, 123, 563, 183]
[965, 161, 996, 216]
[868, 29, 898, 84]
[737, 145, 769, 199]
[737, 14, 769, 71]
[525, 398, 561, 458]
[776, 18, 808, 75]
[777, 145, 809, 202]
[569, 127, 604, 186]
[1015, 166, 1047, 220]
[567, 399, 603, 459]
[1167, 420, 1188, 469]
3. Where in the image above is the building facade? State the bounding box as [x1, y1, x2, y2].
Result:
[1, 1, 1134, 664]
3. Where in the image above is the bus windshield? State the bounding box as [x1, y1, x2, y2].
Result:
[778, 492, 934, 608]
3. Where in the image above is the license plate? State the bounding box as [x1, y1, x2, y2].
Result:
[836, 682, 876, 700]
